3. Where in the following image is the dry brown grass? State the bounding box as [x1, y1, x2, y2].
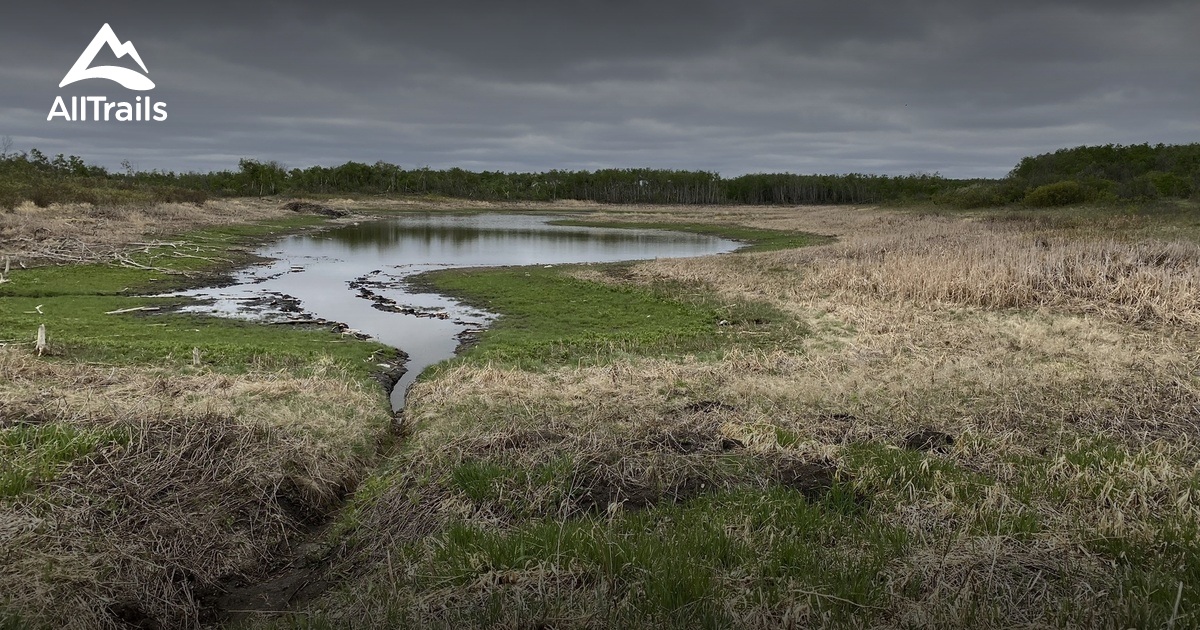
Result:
[0, 199, 298, 264]
[306, 204, 1200, 628]
[568, 205, 1200, 326]
[0, 347, 386, 629]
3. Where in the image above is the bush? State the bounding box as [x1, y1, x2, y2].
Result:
[1148, 171, 1193, 198]
[0, 182, 20, 210]
[155, 187, 209, 205]
[1120, 175, 1160, 201]
[26, 184, 61, 208]
[59, 183, 100, 206]
[934, 182, 1025, 209]
[1023, 181, 1089, 207]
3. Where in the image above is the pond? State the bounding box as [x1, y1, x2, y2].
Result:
[175, 213, 741, 408]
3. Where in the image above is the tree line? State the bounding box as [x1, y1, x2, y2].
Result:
[2, 138, 1197, 210]
[0, 150, 960, 208]
[175, 161, 957, 205]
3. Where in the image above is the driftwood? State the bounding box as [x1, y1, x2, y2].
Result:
[113, 254, 191, 276]
[104, 306, 162, 315]
[10, 237, 225, 273]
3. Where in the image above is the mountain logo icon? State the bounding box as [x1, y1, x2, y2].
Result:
[59, 23, 155, 91]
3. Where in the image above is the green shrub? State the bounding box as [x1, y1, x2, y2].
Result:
[1023, 181, 1089, 207]
[934, 182, 1024, 209]
[26, 184, 61, 208]
[156, 186, 209, 205]
[1148, 171, 1193, 198]
[59, 183, 100, 206]
[92, 188, 150, 206]
[0, 182, 20, 210]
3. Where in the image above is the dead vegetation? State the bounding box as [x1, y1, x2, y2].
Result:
[0, 199, 295, 265]
[0, 348, 387, 629]
[632, 211, 1200, 327]
[300, 204, 1200, 628]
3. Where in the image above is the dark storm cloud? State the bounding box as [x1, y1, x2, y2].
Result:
[1, 0, 1197, 177]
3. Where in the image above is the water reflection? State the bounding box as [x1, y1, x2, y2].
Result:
[177, 214, 740, 409]
[329, 223, 660, 249]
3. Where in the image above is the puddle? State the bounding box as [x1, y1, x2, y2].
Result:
[174, 214, 740, 408]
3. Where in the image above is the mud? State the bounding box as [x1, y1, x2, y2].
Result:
[282, 200, 349, 218]
[199, 542, 332, 625]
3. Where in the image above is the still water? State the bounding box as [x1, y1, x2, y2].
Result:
[177, 214, 740, 408]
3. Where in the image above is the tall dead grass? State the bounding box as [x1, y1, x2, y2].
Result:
[0, 347, 387, 629]
[805, 224, 1200, 325]
[314, 204, 1200, 627]
[628, 211, 1200, 327]
[0, 199, 290, 263]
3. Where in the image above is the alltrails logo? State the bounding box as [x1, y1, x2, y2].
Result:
[47, 23, 167, 122]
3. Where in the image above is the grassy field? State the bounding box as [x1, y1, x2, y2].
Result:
[416, 263, 807, 369]
[3, 198, 1200, 628]
[253, 201, 1200, 629]
[0, 202, 395, 629]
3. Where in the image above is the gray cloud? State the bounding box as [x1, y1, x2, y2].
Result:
[1, 0, 1197, 178]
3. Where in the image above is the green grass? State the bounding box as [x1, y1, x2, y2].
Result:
[999, 438, 1200, 626]
[420, 266, 721, 367]
[451, 460, 512, 503]
[0, 424, 131, 498]
[219, 207, 1200, 628]
[0, 607, 26, 630]
[548, 219, 833, 252]
[309, 487, 909, 629]
[0, 294, 385, 374]
[841, 442, 989, 501]
[0, 215, 388, 375]
[415, 264, 807, 371]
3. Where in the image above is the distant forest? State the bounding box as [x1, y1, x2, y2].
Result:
[1, 141, 1197, 209]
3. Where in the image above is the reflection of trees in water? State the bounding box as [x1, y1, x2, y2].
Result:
[324, 223, 685, 253]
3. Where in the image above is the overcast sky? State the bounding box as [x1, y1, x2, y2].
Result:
[1, 1, 1197, 178]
